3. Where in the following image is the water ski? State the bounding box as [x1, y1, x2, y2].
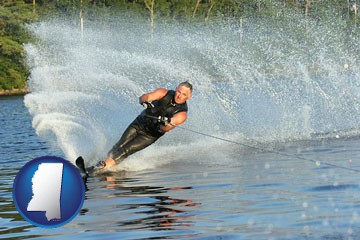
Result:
[75, 156, 89, 178]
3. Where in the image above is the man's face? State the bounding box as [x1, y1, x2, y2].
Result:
[174, 85, 191, 104]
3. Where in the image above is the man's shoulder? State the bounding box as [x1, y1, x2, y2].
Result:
[153, 88, 168, 99]
[155, 88, 168, 94]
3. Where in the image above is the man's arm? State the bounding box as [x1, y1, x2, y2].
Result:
[160, 111, 187, 132]
[139, 88, 168, 104]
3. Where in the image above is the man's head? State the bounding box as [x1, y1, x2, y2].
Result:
[174, 81, 192, 104]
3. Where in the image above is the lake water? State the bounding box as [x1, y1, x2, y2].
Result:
[1, 95, 360, 239]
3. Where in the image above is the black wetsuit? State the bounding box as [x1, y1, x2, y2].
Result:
[109, 90, 188, 164]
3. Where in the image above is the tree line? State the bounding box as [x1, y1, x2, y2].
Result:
[0, 0, 359, 92]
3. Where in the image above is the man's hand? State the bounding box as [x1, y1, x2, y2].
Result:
[141, 101, 154, 109]
[157, 116, 170, 125]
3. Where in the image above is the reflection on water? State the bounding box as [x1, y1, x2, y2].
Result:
[83, 172, 200, 233]
[2, 142, 360, 239]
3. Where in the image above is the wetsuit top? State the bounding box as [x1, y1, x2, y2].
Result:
[139, 90, 188, 136]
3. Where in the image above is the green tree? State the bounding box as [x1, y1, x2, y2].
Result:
[0, 0, 37, 91]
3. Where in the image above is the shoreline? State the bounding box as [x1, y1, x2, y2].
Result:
[0, 88, 29, 96]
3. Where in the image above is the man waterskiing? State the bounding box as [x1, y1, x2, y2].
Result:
[78, 81, 192, 174]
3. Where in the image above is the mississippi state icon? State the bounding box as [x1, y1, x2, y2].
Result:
[13, 156, 85, 228]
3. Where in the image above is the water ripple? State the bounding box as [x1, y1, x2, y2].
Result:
[309, 184, 360, 192]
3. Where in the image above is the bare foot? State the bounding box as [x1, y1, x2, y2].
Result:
[104, 157, 116, 169]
